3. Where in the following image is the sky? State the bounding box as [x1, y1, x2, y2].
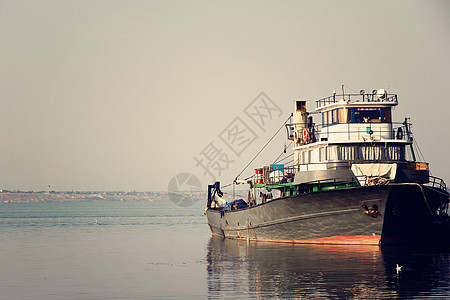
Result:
[1, 0, 449, 192]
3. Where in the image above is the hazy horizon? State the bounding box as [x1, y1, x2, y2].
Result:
[1, 0, 449, 191]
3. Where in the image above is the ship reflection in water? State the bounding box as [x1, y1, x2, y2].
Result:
[206, 237, 450, 299]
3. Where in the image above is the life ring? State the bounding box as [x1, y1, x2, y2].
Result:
[396, 127, 403, 140]
[294, 130, 298, 141]
[302, 128, 309, 142]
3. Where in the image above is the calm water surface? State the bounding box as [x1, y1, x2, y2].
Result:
[0, 200, 449, 299]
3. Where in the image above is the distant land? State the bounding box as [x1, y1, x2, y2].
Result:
[0, 190, 170, 203]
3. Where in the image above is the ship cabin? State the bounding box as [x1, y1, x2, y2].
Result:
[252, 89, 436, 197]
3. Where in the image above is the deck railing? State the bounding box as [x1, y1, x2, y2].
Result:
[299, 174, 367, 188]
[286, 121, 412, 143]
[264, 169, 366, 189]
[316, 93, 398, 108]
[258, 163, 352, 185]
[256, 164, 448, 192]
[426, 175, 448, 192]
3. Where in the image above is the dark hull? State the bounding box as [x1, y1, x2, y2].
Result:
[206, 184, 450, 245]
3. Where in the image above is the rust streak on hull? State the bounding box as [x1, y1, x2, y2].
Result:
[231, 235, 381, 245]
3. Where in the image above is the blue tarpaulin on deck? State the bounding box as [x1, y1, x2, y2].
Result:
[220, 199, 248, 217]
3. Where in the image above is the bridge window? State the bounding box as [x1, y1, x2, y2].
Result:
[338, 108, 347, 123]
[382, 108, 392, 122]
[349, 108, 391, 123]
[322, 112, 328, 125]
[331, 109, 338, 124]
[322, 109, 344, 126]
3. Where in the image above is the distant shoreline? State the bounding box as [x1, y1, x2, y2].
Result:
[0, 191, 168, 203]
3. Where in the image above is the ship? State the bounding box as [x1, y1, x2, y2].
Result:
[205, 88, 450, 245]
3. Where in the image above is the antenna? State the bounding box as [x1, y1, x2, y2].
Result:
[340, 85, 345, 102]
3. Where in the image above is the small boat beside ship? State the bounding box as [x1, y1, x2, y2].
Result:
[205, 88, 450, 245]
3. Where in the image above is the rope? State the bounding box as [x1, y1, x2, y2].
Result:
[274, 154, 293, 164]
[283, 159, 294, 165]
[399, 183, 437, 221]
[234, 114, 292, 181]
[222, 191, 247, 199]
[272, 142, 293, 164]
[413, 137, 426, 163]
[343, 84, 358, 93]
[243, 174, 254, 181]
[218, 193, 232, 201]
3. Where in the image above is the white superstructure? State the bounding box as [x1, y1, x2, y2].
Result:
[283, 89, 425, 185]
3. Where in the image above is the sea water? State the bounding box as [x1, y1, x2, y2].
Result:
[0, 199, 449, 299]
